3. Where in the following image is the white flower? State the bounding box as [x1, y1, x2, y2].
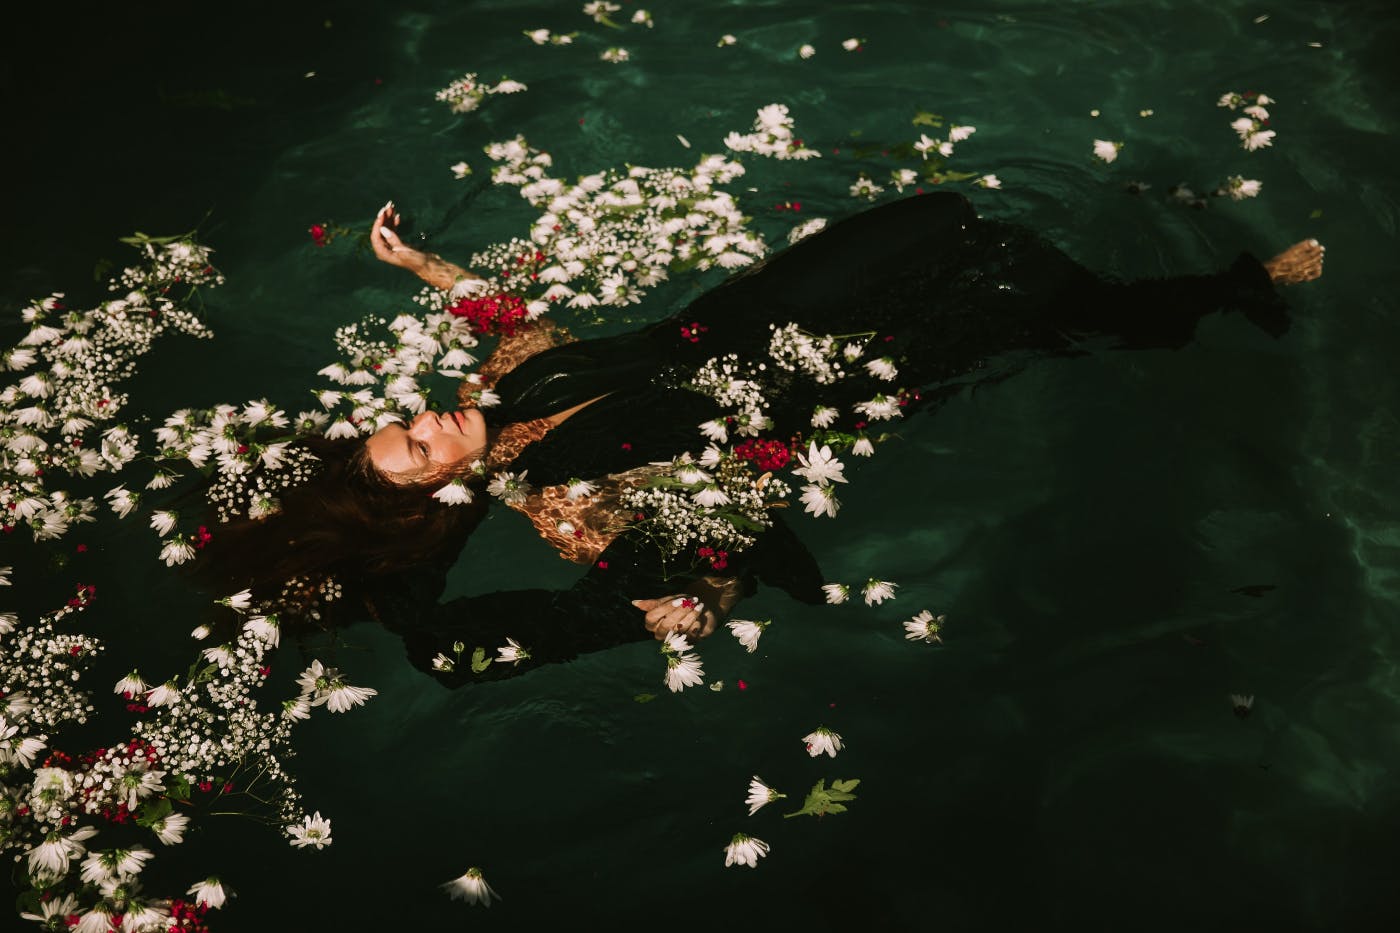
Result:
[1092, 139, 1121, 163]
[800, 483, 840, 519]
[787, 217, 827, 243]
[724, 833, 770, 868]
[190, 624, 212, 641]
[914, 134, 939, 159]
[187, 877, 229, 909]
[864, 357, 899, 381]
[799, 43, 815, 59]
[159, 538, 196, 567]
[1224, 175, 1262, 200]
[283, 696, 312, 721]
[978, 173, 1002, 189]
[822, 583, 849, 604]
[450, 161, 472, 179]
[442, 867, 499, 906]
[726, 618, 769, 653]
[803, 726, 842, 758]
[490, 79, 526, 94]
[219, 589, 252, 610]
[854, 394, 900, 421]
[601, 47, 630, 64]
[324, 417, 358, 440]
[851, 435, 875, 457]
[486, 470, 531, 505]
[903, 609, 945, 643]
[496, 638, 530, 665]
[632, 9, 653, 26]
[841, 37, 862, 51]
[745, 775, 785, 815]
[693, 484, 731, 508]
[793, 441, 847, 486]
[664, 652, 705, 692]
[849, 175, 884, 200]
[565, 478, 596, 500]
[288, 811, 333, 849]
[314, 679, 378, 714]
[244, 615, 281, 648]
[717, 34, 737, 47]
[1242, 129, 1275, 151]
[114, 671, 148, 697]
[146, 680, 182, 707]
[948, 124, 976, 142]
[149, 510, 178, 536]
[432, 478, 475, 505]
[862, 578, 898, 605]
[662, 630, 693, 655]
[152, 812, 190, 845]
[1243, 104, 1270, 121]
[810, 405, 839, 428]
[698, 419, 729, 443]
[525, 28, 551, 44]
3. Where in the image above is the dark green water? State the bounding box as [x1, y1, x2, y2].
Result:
[5, 0, 1399, 929]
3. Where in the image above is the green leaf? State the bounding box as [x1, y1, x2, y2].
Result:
[470, 647, 492, 673]
[1309, 208, 1323, 219]
[783, 777, 860, 818]
[135, 798, 173, 827]
[912, 111, 944, 127]
[633, 693, 656, 703]
[167, 774, 192, 801]
[93, 258, 115, 283]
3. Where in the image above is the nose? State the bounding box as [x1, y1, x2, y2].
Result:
[407, 411, 438, 440]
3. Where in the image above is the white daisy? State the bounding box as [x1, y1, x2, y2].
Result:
[793, 442, 847, 486]
[442, 867, 499, 906]
[1092, 139, 1121, 163]
[803, 726, 842, 758]
[799, 43, 815, 59]
[432, 478, 475, 505]
[862, 578, 898, 605]
[851, 435, 875, 457]
[664, 652, 705, 692]
[810, 405, 839, 428]
[726, 618, 770, 653]
[822, 583, 849, 604]
[903, 609, 945, 643]
[723, 833, 770, 868]
[187, 877, 228, 909]
[745, 776, 786, 816]
[800, 483, 840, 519]
[288, 811, 333, 849]
[496, 638, 530, 665]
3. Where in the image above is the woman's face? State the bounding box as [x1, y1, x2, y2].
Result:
[364, 408, 487, 482]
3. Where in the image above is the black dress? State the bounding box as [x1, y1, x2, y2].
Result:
[371, 192, 1289, 685]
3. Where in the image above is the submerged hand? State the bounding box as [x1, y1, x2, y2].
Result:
[632, 595, 717, 641]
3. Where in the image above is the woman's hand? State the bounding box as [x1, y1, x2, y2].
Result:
[370, 201, 427, 273]
[632, 594, 718, 641]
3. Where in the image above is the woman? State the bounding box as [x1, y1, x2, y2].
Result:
[205, 192, 1323, 684]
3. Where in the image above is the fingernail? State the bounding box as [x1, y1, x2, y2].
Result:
[670, 598, 684, 607]
[1308, 238, 1319, 246]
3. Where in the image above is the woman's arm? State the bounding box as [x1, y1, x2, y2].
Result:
[370, 201, 487, 295]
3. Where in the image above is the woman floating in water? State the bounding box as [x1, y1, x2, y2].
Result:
[202, 192, 1323, 684]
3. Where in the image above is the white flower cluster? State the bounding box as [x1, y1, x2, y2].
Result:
[524, 28, 577, 46]
[690, 354, 770, 441]
[723, 104, 820, 161]
[434, 73, 528, 115]
[767, 323, 856, 385]
[483, 135, 765, 292]
[1, 237, 222, 542]
[849, 174, 884, 201]
[1218, 91, 1276, 151]
[315, 311, 480, 436]
[619, 451, 789, 562]
[0, 590, 299, 925]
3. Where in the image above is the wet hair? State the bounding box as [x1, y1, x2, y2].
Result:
[196, 435, 487, 615]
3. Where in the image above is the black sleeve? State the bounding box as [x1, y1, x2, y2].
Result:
[370, 511, 822, 688]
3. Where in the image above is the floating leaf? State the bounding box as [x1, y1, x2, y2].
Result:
[1309, 208, 1323, 219]
[912, 111, 944, 127]
[633, 692, 656, 703]
[470, 646, 492, 673]
[783, 777, 860, 818]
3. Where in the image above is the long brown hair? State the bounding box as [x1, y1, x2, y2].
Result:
[196, 435, 487, 611]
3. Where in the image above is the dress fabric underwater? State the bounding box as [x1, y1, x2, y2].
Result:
[370, 191, 1288, 685]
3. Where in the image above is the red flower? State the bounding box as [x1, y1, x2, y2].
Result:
[597, 561, 609, 570]
[309, 224, 329, 248]
[447, 292, 530, 335]
[620, 442, 632, 451]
